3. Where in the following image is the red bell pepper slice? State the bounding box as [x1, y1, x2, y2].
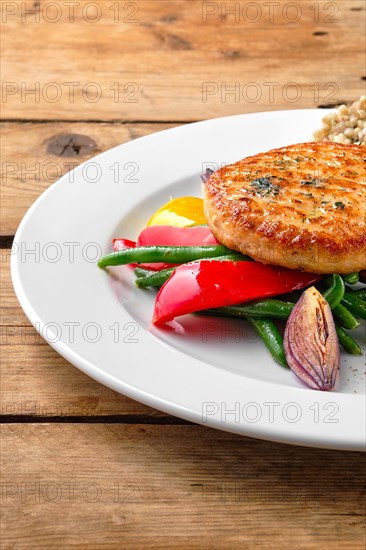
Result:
[114, 226, 219, 271]
[137, 225, 218, 247]
[153, 260, 321, 325]
[113, 238, 137, 251]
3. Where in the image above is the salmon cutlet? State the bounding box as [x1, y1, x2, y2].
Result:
[203, 142, 366, 274]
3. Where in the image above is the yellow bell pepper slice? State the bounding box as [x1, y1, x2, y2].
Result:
[147, 196, 206, 227]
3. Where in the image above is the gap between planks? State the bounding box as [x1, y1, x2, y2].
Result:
[0, 237, 14, 248]
[0, 415, 192, 425]
[0, 119, 194, 125]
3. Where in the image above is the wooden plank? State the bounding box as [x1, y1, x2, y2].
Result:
[0, 256, 165, 418]
[1, 122, 175, 235]
[1, 1, 364, 121]
[1, 423, 365, 549]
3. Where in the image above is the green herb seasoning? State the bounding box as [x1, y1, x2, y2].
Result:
[273, 159, 289, 169]
[250, 177, 280, 197]
[300, 178, 323, 186]
[334, 201, 345, 210]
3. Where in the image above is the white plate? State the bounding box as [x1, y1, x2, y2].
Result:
[11, 110, 366, 451]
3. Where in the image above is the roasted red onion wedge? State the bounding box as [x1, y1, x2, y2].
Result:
[284, 287, 339, 390]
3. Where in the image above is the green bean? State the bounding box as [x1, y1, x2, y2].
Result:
[134, 267, 151, 278]
[98, 244, 241, 268]
[200, 301, 362, 359]
[136, 267, 174, 288]
[351, 289, 366, 302]
[278, 275, 344, 312]
[333, 303, 360, 330]
[249, 319, 288, 367]
[198, 300, 295, 320]
[322, 274, 345, 309]
[341, 292, 366, 321]
[197, 253, 250, 262]
[276, 291, 302, 303]
[336, 325, 362, 355]
[220, 253, 253, 261]
[134, 254, 250, 288]
[342, 272, 359, 285]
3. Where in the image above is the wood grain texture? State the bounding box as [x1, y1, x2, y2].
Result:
[1, 122, 175, 235]
[1, 1, 365, 121]
[1, 2, 366, 547]
[0, 256, 164, 418]
[1, 424, 365, 549]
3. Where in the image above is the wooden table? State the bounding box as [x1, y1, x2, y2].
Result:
[1, 1, 365, 547]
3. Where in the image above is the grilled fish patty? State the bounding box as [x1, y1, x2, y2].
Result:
[203, 142, 366, 274]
